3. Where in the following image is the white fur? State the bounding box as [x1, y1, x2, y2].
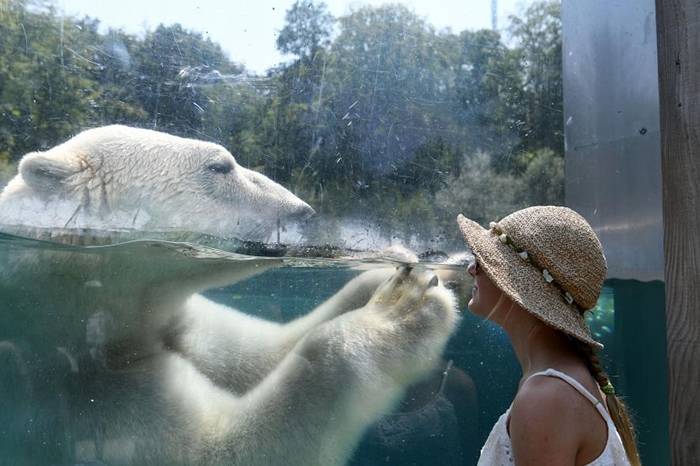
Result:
[2, 253, 458, 465]
[146, 264, 460, 466]
[0, 125, 314, 240]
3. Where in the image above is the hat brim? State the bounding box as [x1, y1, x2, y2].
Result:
[457, 214, 603, 349]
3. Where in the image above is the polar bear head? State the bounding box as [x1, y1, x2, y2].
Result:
[0, 125, 314, 240]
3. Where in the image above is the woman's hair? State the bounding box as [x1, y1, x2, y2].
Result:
[571, 339, 642, 466]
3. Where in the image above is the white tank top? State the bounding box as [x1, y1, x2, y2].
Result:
[477, 368, 631, 466]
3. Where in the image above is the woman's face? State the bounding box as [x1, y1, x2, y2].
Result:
[467, 258, 505, 318]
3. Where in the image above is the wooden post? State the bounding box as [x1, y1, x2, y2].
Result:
[655, 1, 700, 464]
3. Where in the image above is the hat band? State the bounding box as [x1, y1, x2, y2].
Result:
[489, 221, 581, 312]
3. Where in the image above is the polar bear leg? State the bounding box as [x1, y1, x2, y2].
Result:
[181, 266, 458, 466]
[142, 256, 283, 331]
[287, 268, 397, 329]
[168, 268, 395, 394]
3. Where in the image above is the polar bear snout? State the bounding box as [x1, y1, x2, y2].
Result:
[236, 164, 315, 225]
[289, 202, 316, 222]
[269, 197, 315, 226]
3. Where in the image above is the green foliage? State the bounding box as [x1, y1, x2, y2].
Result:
[453, 29, 525, 158]
[328, 5, 458, 177]
[0, 154, 15, 189]
[515, 148, 564, 205]
[508, 1, 563, 154]
[132, 23, 243, 135]
[0, 0, 565, 249]
[434, 151, 529, 243]
[277, 0, 333, 59]
[0, 0, 101, 155]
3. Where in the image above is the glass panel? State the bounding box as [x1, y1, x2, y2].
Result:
[0, 1, 667, 465]
[594, 280, 670, 466]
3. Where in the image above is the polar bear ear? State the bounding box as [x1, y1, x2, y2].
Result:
[19, 151, 82, 194]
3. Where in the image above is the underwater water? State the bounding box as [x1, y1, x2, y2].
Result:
[0, 232, 668, 466]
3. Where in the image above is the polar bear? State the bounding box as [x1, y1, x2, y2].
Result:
[0, 239, 458, 465]
[0, 127, 460, 465]
[0, 125, 314, 240]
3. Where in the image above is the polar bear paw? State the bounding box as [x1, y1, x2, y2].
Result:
[363, 266, 459, 379]
[369, 266, 451, 319]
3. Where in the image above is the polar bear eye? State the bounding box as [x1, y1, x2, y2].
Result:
[207, 161, 233, 174]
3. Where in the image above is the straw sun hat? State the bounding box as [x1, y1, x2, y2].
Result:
[457, 206, 607, 349]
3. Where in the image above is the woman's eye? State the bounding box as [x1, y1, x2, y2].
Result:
[207, 162, 233, 174]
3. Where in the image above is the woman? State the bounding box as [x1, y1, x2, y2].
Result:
[456, 206, 640, 466]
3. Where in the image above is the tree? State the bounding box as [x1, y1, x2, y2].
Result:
[0, 0, 101, 159]
[132, 23, 242, 135]
[509, 0, 563, 155]
[327, 6, 456, 178]
[452, 29, 525, 161]
[276, 1, 334, 60]
[89, 29, 150, 126]
[515, 148, 564, 205]
[434, 151, 528, 244]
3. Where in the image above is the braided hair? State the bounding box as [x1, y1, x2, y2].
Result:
[571, 338, 642, 466]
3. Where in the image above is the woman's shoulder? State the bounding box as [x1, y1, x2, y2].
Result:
[512, 373, 587, 424]
[516, 370, 603, 428]
[514, 367, 603, 415]
[509, 368, 610, 461]
[508, 376, 589, 463]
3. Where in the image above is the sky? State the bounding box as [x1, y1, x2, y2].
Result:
[57, 0, 529, 74]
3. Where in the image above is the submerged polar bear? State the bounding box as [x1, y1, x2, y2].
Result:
[0, 126, 460, 465]
[0, 125, 315, 239]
